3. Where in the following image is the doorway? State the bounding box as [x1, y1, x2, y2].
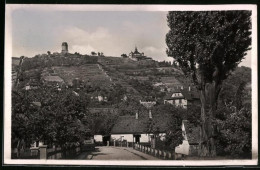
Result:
[134, 134, 141, 143]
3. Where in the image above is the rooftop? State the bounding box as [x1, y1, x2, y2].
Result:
[111, 114, 172, 134]
[164, 88, 200, 101]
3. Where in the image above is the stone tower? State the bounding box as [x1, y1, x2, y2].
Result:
[61, 42, 68, 54]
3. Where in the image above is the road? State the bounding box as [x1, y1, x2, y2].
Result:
[76, 146, 160, 160]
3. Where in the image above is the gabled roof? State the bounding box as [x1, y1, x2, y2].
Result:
[164, 93, 185, 100]
[183, 120, 200, 144]
[111, 114, 172, 134]
[164, 89, 200, 101]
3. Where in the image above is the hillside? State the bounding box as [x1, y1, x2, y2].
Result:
[12, 53, 199, 103]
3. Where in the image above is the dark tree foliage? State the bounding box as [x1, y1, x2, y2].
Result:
[166, 11, 251, 156]
[12, 88, 91, 154]
[215, 104, 251, 158]
[149, 104, 186, 151]
[215, 67, 251, 158]
[218, 66, 251, 107]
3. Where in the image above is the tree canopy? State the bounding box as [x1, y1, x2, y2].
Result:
[166, 11, 251, 87]
[166, 11, 252, 157]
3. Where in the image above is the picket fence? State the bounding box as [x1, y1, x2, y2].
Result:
[133, 143, 175, 160]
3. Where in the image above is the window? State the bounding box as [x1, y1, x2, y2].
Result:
[179, 99, 182, 103]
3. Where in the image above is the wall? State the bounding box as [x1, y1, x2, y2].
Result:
[111, 134, 133, 142]
[175, 140, 189, 155]
[110, 134, 150, 143]
[174, 99, 187, 108]
[94, 135, 103, 142]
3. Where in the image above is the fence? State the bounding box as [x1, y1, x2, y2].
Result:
[47, 146, 81, 159]
[11, 148, 39, 159]
[12, 145, 81, 160]
[133, 143, 175, 160]
[112, 140, 134, 148]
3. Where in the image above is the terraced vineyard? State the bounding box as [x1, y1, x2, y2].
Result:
[160, 76, 182, 89]
[53, 64, 112, 88]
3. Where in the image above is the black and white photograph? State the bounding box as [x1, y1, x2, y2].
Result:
[4, 4, 258, 166]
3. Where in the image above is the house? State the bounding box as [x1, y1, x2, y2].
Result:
[90, 92, 108, 102]
[175, 120, 200, 157]
[105, 112, 171, 148]
[24, 80, 40, 91]
[164, 86, 200, 109]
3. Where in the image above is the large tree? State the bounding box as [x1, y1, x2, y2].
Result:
[166, 11, 251, 156]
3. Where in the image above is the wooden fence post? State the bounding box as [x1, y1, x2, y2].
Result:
[163, 151, 167, 159]
[151, 148, 154, 155]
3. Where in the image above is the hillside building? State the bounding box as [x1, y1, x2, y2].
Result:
[61, 42, 69, 54]
[128, 46, 152, 61]
[164, 86, 200, 109]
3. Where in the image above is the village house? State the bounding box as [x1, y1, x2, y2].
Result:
[107, 112, 171, 148]
[164, 86, 200, 109]
[90, 92, 108, 102]
[94, 102, 170, 148]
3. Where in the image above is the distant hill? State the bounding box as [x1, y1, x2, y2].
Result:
[13, 52, 190, 102]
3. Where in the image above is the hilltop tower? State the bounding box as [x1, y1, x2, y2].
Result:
[61, 42, 68, 54]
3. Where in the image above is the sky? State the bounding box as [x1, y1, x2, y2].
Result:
[11, 9, 252, 66]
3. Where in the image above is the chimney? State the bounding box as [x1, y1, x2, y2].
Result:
[149, 110, 152, 119]
[189, 86, 191, 91]
[136, 112, 138, 119]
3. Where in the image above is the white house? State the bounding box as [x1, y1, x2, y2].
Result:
[164, 87, 200, 109]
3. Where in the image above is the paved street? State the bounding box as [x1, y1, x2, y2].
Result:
[76, 146, 160, 160]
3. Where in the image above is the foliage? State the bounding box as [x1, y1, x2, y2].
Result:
[82, 110, 119, 136]
[215, 105, 251, 158]
[12, 88, 90, 149]
[215, 69, 251, 158]
[128, 79, 162, 99]
[166, 11, 252, 156]
[158, 61, 172, 67]
[218, 66, 251, 107]
[150, 104, 186, 150]
[121, 54, 128, 58]
[166, 11, 251, 86]
[20, 55, 98, 71]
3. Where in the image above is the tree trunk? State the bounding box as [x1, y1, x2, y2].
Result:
[199, 82, 219, 157]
